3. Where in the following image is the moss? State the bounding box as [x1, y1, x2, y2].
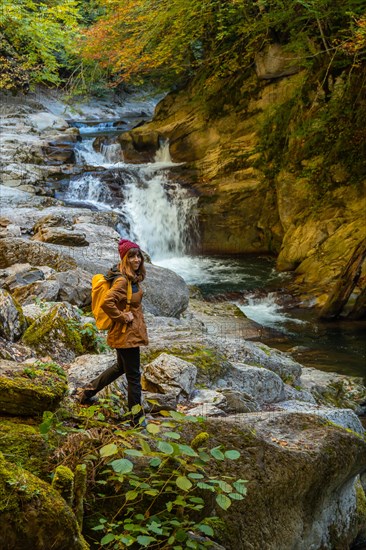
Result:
[0, 418, 49, 478]
[0, 451, 89, 550]
[52, 465, 74, 506]
[74, 464, 87, 529]
[356, 480, 366, 534]
[0, 361, 68, 416]
[22, 306, 84, 355]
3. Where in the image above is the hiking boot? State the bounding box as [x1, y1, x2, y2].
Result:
[73, 387, 98, 405]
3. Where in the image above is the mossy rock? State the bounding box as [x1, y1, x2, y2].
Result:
[0, 359, 68, 416]
[0, 452, 89, 550]
[0, 418, 49, 478]
[22, 302, 85, 363]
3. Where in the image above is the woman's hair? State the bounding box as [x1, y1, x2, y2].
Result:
[119, 248, 146, 282]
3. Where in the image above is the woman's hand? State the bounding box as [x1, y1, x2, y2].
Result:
[123, 311, 134, 323]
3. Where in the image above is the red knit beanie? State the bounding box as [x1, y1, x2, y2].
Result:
[118, 238, 140, 260]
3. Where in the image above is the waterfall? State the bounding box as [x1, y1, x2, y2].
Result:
[66, 138, 198, 260]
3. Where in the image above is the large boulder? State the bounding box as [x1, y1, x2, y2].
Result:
[0, 289, 27, 341]
[0, 237, 77, 271]
[22, 302, 84, 363]
[0, 452, 88, 550]
[142, 353, 197, 398]
[223, 340, 302, 385]
[143, 263, 189, 317]
[186, 412, 366, 550]
[67, 353, 116, 394]
[215, 363, 285, 404]
[0, 359, 68, 416]
[32, 227, 89, 247]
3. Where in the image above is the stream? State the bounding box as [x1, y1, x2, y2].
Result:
[58, 99, 366, 381]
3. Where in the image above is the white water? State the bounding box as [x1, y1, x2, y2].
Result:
[236, 293, 306, 330]
[67, 138, 198, 259]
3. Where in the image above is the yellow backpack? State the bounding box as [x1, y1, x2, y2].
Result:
[91, 274, 132, 331]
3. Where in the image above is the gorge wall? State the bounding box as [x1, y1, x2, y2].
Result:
[125, 46, 366, 314]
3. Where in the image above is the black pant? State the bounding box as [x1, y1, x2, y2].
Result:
[86, 347, 142, 413]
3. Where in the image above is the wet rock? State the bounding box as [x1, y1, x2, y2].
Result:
[0, 289, 27, 341]
[22, 302, 83, 363]
[118, 129, 160, 163]
[142, 353, 197, 398]
[0, 452, 88, 550]
[0, 359, 68, 416]
[216, 363, 285, 404]
[42, 144, 75, 165]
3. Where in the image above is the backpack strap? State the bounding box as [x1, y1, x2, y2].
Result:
[121, 279, 132, 334]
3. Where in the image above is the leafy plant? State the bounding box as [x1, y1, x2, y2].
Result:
[88, 409, 246, 549]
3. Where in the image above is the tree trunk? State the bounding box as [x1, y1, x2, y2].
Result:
[318, 239, 366, 320]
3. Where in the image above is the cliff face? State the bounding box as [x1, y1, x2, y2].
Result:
[124, 46, 366, 312]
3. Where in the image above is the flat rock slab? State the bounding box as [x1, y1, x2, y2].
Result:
[0, 359, 68, 416]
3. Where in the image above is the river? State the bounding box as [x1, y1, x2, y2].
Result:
[58, 99, 366, 381]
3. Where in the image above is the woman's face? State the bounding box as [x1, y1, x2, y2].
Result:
[128, 250, 142, 272]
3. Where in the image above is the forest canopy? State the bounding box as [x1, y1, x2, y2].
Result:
[0, 0, 365, 91]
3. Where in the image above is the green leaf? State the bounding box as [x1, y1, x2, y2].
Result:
[100, 443, 118, 457]
[109, 458, 133, 474]
[124, 449, 143, 457]
[146, 423, 160, 434]
[169, 410, 186, 420]
[233, 480, 247, 495]
[229, 492, 245, 500]
[149, 457, 161, 467]
[224, 449, 241, 460]
[197, 482, 215, 492]
[101, 533, 115, 545]
[166, 501, 173, 512]
[125, 490, 138, 501]
[188, 473, 204, 480]
[189, 496, 204, 504]
[136, 536, 157, 546]
[198, 524, 214, 537]
[178, 444, 197, 457]
[210, 447, 225, 461]
[140, 440, 152, 454]
[176, 476, 193, 491]
[216, 493, 232, 510]
[131, 404, 142, 415]
[157, 441, 174, 455]
[164, 431, 181, 439]
[217, 480, 233, 493]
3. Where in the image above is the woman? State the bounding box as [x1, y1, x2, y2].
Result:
[76, 239, 149, 426]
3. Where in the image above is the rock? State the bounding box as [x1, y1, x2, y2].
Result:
[187, 403, 227, 417]
[224, 340, 302, 385]
[142, 353, 197, 398]
[28, 112, 69, 132]
[12, 280, 60, 306]
[118, 129, 160, 163]
[0, 337, 34, 362]
[0, 359, 68, 416]
[0, 452, 88, 550]
[143, 391, 178, 412]
[0, 289, 27, 341]
[42, 144, 75, 165]
[300, 367, 366, 413]
[273, 401, 365, 435]
[22, 302, 84, 363]
[188, 412, 366, 550]
[54, 268, 92, 307]
[220, 388, 261, 413]
[191, 389, 226, 407]
[143, 263, 189, 317]
[22, 302, 53, 324]
[283, 384, 316, 404]
[32, 227, 89, 247]
[255, 43, 302, 80]
[66, 353, 116, 393]
[0, 237, 77, 271]
[0, 418, 49, 478]
[0, 185, 59, 209]
[216, 363, 285, 405]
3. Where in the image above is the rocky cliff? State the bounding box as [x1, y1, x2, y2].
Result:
[124, 45, 366, 316]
